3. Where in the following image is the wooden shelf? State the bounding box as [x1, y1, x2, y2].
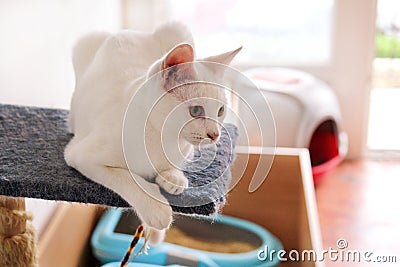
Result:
[223, 147, 323, 267]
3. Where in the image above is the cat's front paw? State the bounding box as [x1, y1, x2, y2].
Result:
[139, 201, 172, 230]
[145, 227, 166, 246]
[156, 169, 188, 195]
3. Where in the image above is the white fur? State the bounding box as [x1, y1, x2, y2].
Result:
[64, 22, 240, 245]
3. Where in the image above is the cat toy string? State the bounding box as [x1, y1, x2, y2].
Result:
[120, 224, 146, 267]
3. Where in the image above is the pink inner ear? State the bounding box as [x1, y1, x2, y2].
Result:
[165, 44, 194, 69]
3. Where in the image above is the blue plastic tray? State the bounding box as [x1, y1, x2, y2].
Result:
[93, 208, 282, 267]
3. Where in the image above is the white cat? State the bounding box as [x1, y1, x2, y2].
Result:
[64, 22, 241, 245]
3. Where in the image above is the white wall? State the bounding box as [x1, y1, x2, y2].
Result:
[0, 0, 122, 109]
[0, 0, 122, 237]
[330, 0, 377, 158]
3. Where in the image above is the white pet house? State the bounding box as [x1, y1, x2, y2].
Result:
[242, 67, 348, 184]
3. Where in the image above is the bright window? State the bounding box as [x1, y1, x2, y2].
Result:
[367, 0, 400, 152]
[167, 0, 334, 65]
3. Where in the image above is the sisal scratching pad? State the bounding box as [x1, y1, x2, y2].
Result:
[0, 104, 237, 215]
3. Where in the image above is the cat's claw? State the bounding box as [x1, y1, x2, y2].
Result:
[156, 170, 188, 195]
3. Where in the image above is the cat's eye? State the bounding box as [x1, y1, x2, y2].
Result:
[189, 105, 204, 118]
[218, 105, 225, 117]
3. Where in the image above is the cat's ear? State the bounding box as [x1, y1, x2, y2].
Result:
[162, 43, 196, 92]
[201, 46, 242, 66]
[162, 43, 194, 70]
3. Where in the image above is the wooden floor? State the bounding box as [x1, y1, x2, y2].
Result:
[315, 159, 400, 266]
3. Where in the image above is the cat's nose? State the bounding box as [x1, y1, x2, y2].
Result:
[207, 132, 219, 141]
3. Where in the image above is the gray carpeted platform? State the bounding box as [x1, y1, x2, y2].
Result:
[0, 104, 237, 215]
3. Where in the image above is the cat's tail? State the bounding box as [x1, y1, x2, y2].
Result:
[153, 21, 195, 55]
[72, 32, 111, 84]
